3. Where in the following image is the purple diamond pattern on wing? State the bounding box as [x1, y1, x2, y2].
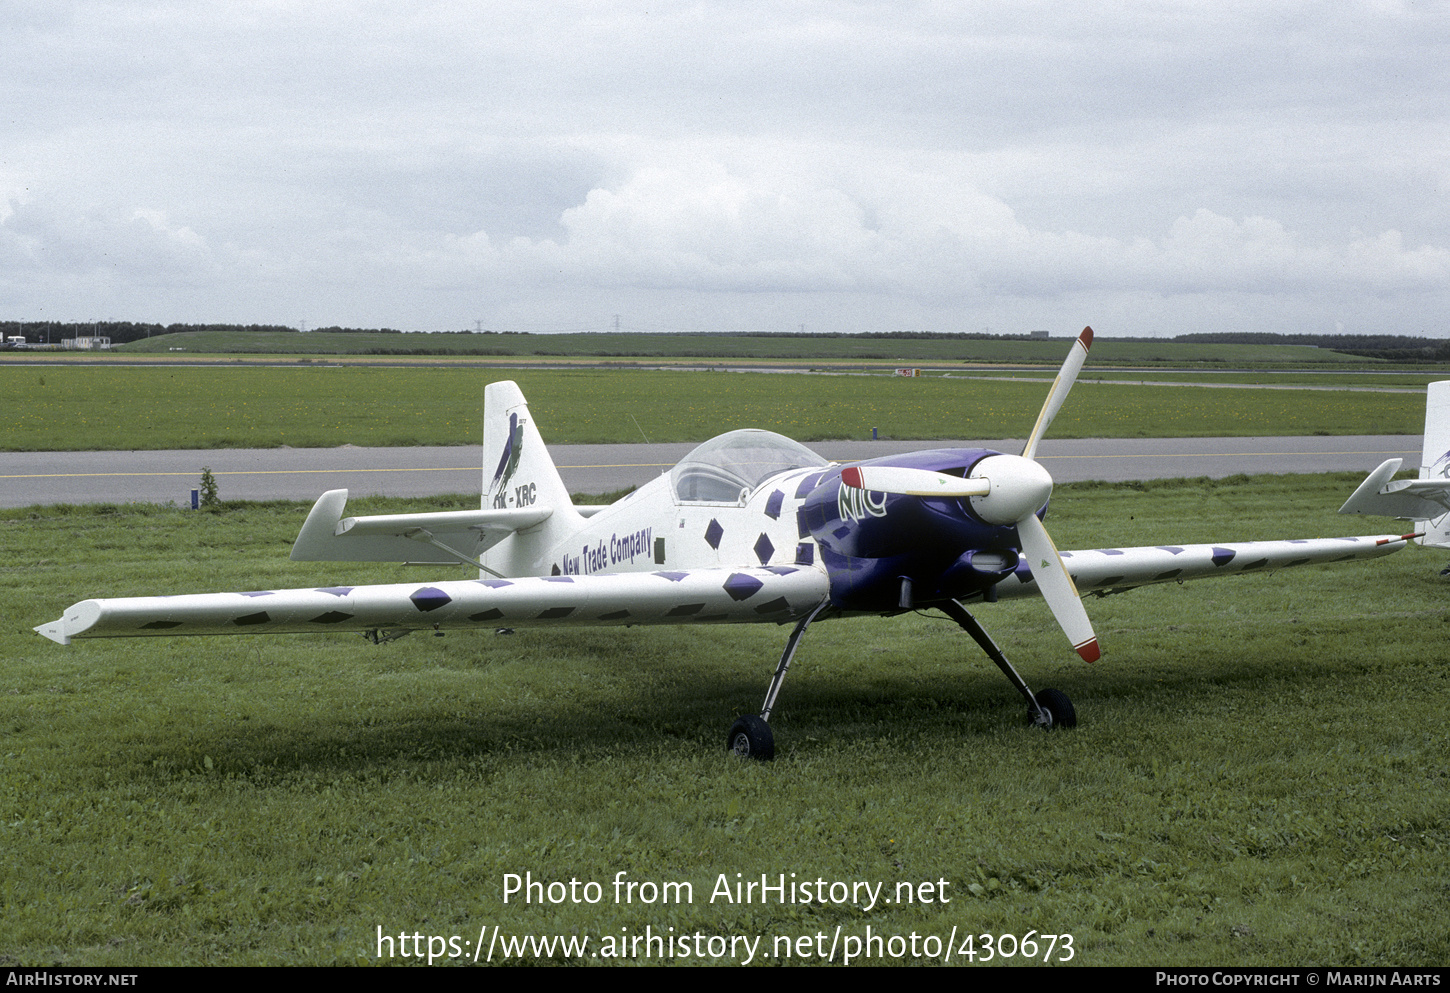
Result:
[314, 587, 353, 597]
[723, 573, 765, 601]
[704, 519, 724, 550]
[1211, 547, 1236, 567]
[410, 587, 452, 612]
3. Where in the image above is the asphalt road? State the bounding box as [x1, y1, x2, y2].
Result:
[1, 436, 1423, 508]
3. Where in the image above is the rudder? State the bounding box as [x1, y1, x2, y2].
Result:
[481, 381, 583, 577]
[1419, 380, 1450, 546]
[483, 380, 573, 513]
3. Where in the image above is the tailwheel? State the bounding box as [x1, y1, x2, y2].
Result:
[1033, 687, 1076, 730]
[728, 715, 775, 761]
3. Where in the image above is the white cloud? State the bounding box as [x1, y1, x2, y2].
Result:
[2, 1, 1448, 334]
[472, 160, 1449, 317]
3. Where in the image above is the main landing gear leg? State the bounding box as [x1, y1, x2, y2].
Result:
[941, 599, 1076, 730]
[728, 600, 829, 761]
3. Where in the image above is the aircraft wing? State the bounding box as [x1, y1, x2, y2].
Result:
[34, 566, 830, 645]
[995, 533, 1411, 600]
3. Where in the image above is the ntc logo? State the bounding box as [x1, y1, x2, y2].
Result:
[838, 483, 887, 523]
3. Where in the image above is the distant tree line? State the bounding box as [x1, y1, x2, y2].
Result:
[3, 321, 1447, 360]
[0, 321, 299, 344]
[1167, 331, 1450, 362]
[1170, 331, 1440, 349]
[723, 329, 1450, 359]
[310, 326, 403, 335]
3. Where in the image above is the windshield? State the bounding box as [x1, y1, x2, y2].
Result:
[671, 429, 829, 503]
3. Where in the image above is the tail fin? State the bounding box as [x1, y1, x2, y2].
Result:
[481, 381, 583, 575]
[483, 380, 573, 513]
[1339, 380, 1450, 545]
[1419, 380, 1450, 546]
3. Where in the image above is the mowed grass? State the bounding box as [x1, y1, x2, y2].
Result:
[113, 329, 1379, 367]
[2, 366, 1427, 451]
[975, 370, 1448, 389]
[2, 476, 1447, 966]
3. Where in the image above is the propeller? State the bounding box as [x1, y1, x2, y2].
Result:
[843, 326, 1100, 662]
[839, 465, 989, 497]
[1022, 326, 1092, 461]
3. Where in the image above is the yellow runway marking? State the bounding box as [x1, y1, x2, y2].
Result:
[1, 462, 675, 480]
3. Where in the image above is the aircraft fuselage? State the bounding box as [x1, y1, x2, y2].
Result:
[534, 444, 1029, 616]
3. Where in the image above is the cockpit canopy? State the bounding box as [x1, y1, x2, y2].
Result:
[671, 429, 829, 504]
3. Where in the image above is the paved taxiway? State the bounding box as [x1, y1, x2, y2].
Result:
[1, 436, 1422, 508]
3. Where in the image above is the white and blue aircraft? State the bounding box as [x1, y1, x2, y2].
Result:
[36, 331, 1433, 759]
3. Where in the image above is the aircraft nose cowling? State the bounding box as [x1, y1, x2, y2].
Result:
[967, 455, 1053, 525]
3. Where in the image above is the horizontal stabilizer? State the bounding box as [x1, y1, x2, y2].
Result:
[290, 489, 551, 566]
[1338, 458, 1450, 522]
[34, 566, 830, 644]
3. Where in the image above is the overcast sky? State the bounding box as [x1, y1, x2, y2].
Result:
[3, 1, 1448, 337]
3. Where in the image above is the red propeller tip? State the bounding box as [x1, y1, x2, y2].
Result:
[1075, 639, 1100, 663]
[841, 467, 863, 489]
[1079, 326, 1094, 349]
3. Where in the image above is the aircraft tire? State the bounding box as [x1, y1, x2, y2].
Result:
[727, 715, 775, 761]
[1034, 688, 1076, 729]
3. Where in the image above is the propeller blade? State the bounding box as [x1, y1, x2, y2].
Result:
[1016, 512, 1100, 662]
[1021, 326, 1093, 461]
[840, 465, 991, 497]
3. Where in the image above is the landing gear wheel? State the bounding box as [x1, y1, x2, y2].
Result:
[727, 715, 775, 761]
[1033, 688, 1076, 730]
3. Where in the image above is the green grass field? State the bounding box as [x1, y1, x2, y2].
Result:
[972, 370, 1447, 389]
[107, 329, 1385, 368]
[1, 366, 1427, 451]
[3, 476, 1446, 966]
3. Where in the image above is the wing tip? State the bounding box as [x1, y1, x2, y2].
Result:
[34, 619, 71, 645]
[1075, 638, 1100, 663]
[1079, 326, 1094, 349]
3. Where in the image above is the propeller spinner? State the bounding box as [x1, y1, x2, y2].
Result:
[844, 326, 1100, 662]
